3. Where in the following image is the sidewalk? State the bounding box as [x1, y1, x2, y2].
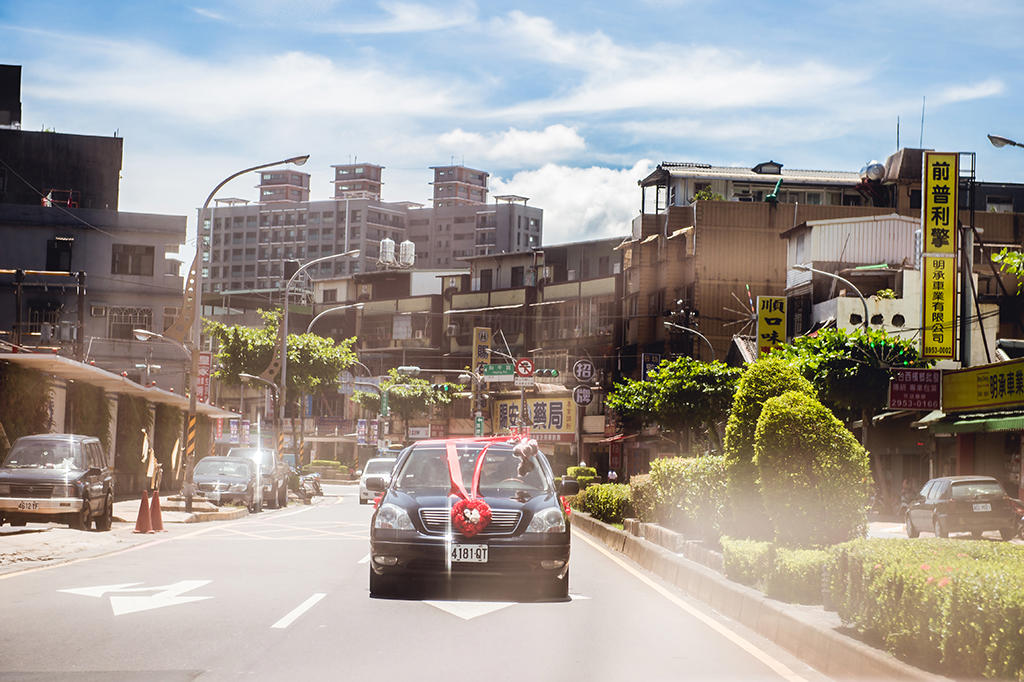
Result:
[112, 496, 248, 525]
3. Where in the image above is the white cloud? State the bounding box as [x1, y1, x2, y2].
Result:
[437, 125, 585, 165]
[934, 78, 1004, 105]
[490, 161, 654, 245]
[191, 7, 226, 21]
[487, 12, 868, 118]
[313, 0, 477, 34]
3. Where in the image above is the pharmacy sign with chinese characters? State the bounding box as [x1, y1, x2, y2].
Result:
[943, 358, 1024, 412]
[491, 397, 576, 442]
[756, 296, 787, 357]
[921, 152, 958, 360]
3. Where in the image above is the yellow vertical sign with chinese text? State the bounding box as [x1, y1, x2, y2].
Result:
[756, 296, 787, 357]
[923, 256, 956, 359]
[921, 152, 958, 360]
[922, 152, 958, 255]
[471, 326, 491, 375]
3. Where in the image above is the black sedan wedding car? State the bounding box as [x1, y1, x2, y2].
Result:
[367, 437, 578, 599]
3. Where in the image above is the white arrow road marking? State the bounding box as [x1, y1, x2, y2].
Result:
[358, 553, 370, 564]
[569, 592, 590, 600]
[272, 593, 326, 629]
[423, 600, 515, 620]
[60, 580, 213, 616]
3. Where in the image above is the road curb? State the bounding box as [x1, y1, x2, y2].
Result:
[184, 507, 249, 523]
[571, 512, 948, 681]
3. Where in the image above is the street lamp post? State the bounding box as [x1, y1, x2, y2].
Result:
[162, 155, 310, 511]
[280, 250, 360, 449]
[238, 373, 281, 459]
[662, 321, 717, 360]
[793, 263, 869, 331]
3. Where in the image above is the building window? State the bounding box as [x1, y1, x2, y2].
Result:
[108, 306, 152, 340]
[46, 238, 74, 271]
[511, 266, 524, 288]
[111, 244, 154, 276]
[323, 289, 337, 303]
[480, 269, 493, 291]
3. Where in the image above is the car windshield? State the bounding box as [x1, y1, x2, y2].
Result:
[364, 460, 394, 475]
[952, 480, 1005, 499]
[394, 443, 550, 495]
[195, 460, 251, 477]
[3, 440, 84, 470]
[228, 449, 274, 470]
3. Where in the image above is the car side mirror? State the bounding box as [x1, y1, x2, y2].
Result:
[356, 469, 363, 477]
[364, 474, 388, 492]
[557, 478, 580, 495]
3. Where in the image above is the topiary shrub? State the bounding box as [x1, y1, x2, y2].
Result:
[647, 455, 728, 541]
[581, 483, 632, 524]
[311, 459, 342, 468]
[755, 391, 871, 547]
[765, 547, 829, 604]
[566, 466, 597, 479]
[721, 536, 774, 586]
[628, 474, 657, 522]
[723, 356, 815, 539]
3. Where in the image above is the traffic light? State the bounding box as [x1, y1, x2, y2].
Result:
[535, 368, 559, 378]
[432, 383, 454, 393]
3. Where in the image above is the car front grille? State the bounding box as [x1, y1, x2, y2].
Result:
[419, 507, 522, 536]
[198, 482, 228, 492]
[9, 484, 54, 498]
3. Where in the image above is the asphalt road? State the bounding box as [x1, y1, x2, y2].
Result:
[0, 484, 831, 681]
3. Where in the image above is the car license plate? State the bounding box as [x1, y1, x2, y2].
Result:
[17, 501, 39, 510]
[451, 544, 488, 563]
[973, 503, 991, 512]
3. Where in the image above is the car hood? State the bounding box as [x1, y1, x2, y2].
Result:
[0, 467, 84, 483]
[390, 490, 559, 513]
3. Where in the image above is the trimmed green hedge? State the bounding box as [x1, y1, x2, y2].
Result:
[829, 538, 1024, 679]
[311, 459, 342, 468]
[721, 536, 774, 586]
[765, 547, 828, 604]
[644, 455, 728, 541]
[628, 474, 657, 522]
[581, 483, 632, 524]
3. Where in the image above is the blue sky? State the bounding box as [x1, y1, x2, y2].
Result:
[3, 0, 1023, 249]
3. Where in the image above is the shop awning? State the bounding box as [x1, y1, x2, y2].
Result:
[929, 411, 1024, 434]
[0, 352, 239, 419]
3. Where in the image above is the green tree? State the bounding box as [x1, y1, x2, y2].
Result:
[723, 356, 816, 539]
[992, 248, 1024, 293]
[205, 309, 357, 412]
[692, 187, 726, 201]
[0, 364, 52, 454]
[350, 369, 453, 440]
[772, 328, 928, 497]
[754, 391, 872, 547]
[606, 357, 741, 452]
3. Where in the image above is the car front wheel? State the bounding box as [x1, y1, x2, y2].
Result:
[934, 517, 948, 538]
[1000, 527, 1015, 541]
[279, 483, 288, 508]
[70, 501, 91, 531]
[906, 514, 919, 538]
[94, 495, 113, 531]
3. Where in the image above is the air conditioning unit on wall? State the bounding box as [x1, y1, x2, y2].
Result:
[90, 305, 107, 317]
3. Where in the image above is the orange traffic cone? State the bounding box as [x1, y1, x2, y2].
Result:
[149, 489, 165, 532]
[133, 490, 153, 534]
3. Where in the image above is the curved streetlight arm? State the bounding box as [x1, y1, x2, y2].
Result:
[663, 321, 717, 360]
[988, 134, 1024, 149]
[133, 329, 191, 358]
[306, 303, 364, 334]
[793, 263, 869, 330]
[238, 372, 279, 400]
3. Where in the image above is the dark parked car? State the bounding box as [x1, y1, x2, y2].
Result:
[906, 475, 1018, 540]
[367, 438, 579, 599]
[194, 456, 260, 512]
[226, 447, 289, 509]
[0, 434, 114, 531]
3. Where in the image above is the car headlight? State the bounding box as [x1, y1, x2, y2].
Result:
[52, 483, 77, 497]
[229, 483, 247, 492]
[0, 484, 10, 495]
[526, 506, 566, 533]
[374, 503, 414, 531]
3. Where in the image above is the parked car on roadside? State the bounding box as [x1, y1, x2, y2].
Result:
[194, 456, 260, 512]
[0, 434, 114, 531]
[367, 438, 579, 599]
[226, 447, 289, 509]
[906, 475, 1018, 540]
[358, 457, 396, 505]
